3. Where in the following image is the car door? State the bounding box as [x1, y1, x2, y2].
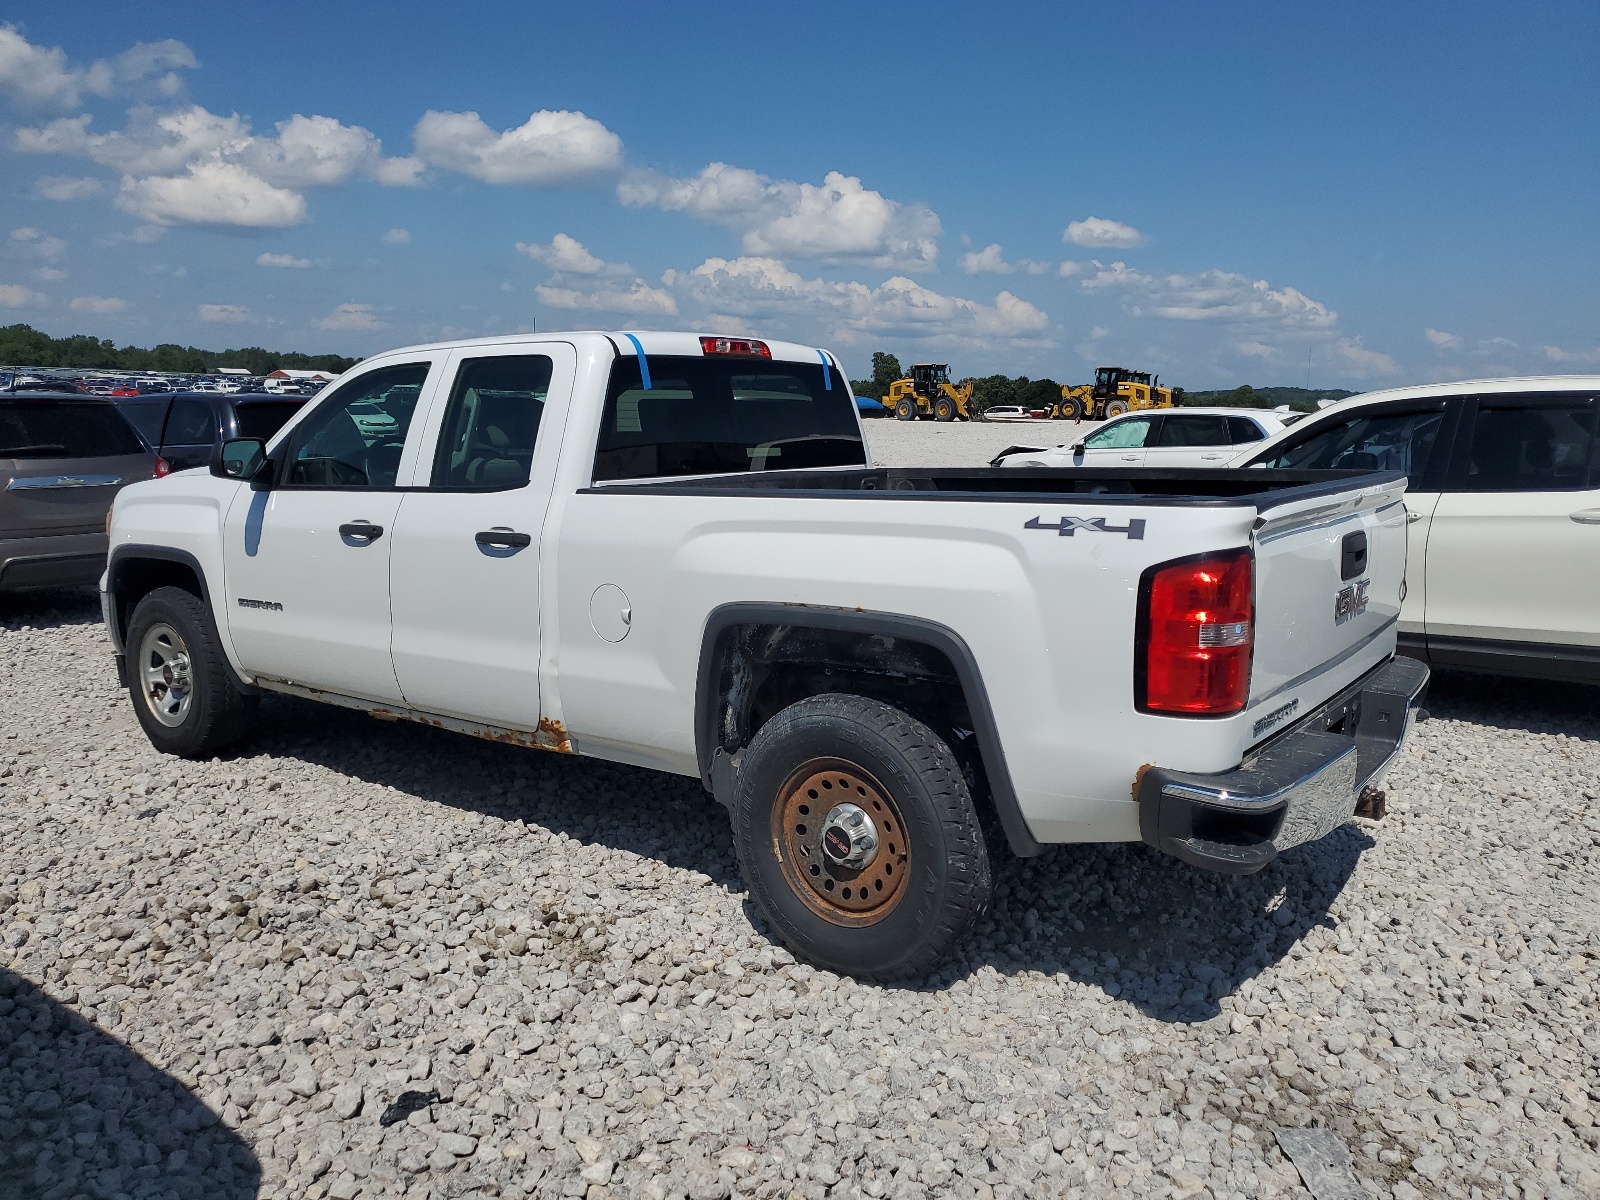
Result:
[1070, 414, 1155, 465]
[1249, 401, 1452, 640]
[221, 360, 440, 704]
[160, 397, 219, 473]
[1424, 392, 1600, 655]
[387, 344, 574, 729]
[1142, 412, 1233, 467]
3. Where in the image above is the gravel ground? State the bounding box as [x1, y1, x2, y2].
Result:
[1, 436, 1598, 1200]
[862, 416, 1091, 468]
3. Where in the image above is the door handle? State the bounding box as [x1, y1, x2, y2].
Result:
[1200, 453, 1224, 460]
[1407, 511, 1424, 524]
[475, 529, 532, 549]
[1120, 454, 1140, 461]
[339, 521, 384, 543]
[1571, 509, 1600, 525]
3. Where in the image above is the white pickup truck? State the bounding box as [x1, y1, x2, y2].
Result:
[102, 331, 1427, 978]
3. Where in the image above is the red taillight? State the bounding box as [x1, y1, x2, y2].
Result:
[154, 456, 172, 478]
[699, 336, 770, 358]
[1137, 548, 1254, 715]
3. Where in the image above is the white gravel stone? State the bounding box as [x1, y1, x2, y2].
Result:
[2, 431, 1599, 1199]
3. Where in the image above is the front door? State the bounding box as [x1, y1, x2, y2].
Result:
[1074, 413, 1154, 465]
[1425, 393, 1600, 649]
[388, 344, 574, 728]
[222, 359, 439, 703]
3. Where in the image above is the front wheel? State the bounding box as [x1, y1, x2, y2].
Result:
[894, 397, 917, 421]
[732, 693, 992, 980]
[1057, 396, 1082, 420]
[125, 586, 257, 758]
[933, 397, 956, 422]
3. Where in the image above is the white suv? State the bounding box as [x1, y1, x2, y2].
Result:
[993, 407, 1288, 469]
[1234, 376, 1600, 684]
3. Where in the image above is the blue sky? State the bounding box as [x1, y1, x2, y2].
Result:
[1, 1, 1595, 388]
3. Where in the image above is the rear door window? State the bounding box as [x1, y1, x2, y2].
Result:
[1257, 406, 1445, 488]
[1453, 396, 1596, 491]
[0, 402, 145, 458]
[593, 355, 864, 482]
[116, 397, 171, 447]
[163, 400, 217, 446]
[1156, 414, 1229, 446]
[1228, 416, 1266, 444]
[431, 355, 552, 490]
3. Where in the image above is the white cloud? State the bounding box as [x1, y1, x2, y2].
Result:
[117, 161, 307, 228]
[241, 113, 379, 187]
[374, 156, 424, 187]
[34, 174, 103, 201]
[32, 266, 65, 281]
[1541, 344, 1600, 365]
[1236, 340, 1277, 358]
[1424, 327, 1460, 348]
[1333, 337, 1398, 377]
[0, 283, 42, 307]
[620, 163, 941, 270]
[10, 227, 66, 261]
[680, 256, 1048, 346]
[1089, 326, 1110, 340]
[257, 252, 310, 268]
[412, 109, 622, 185]
[0, 24, 195, 110]
[1082, 262, 1337, 328]
[318, 303, 383, 331]
[536, 280, 677, 316]
[516, 232, 616, 275]
[381, 227, 411, 245]
[960, 243, 1051, 276]
[198, 303, 250, 322]
[1058, 260, 1087, 278]
[1064, 217, 1144, 249]
[69, 295, 125, 313]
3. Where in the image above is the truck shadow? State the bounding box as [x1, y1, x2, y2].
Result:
[245, 694, 1365, 1023]
[0, 586, 103, 631]
[1424, 670, 1600, 742]
[0, 967, 261, 1200]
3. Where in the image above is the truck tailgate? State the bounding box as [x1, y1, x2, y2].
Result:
[1248, 476, 1410, 725]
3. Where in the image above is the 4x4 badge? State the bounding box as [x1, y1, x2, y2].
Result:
[1025, 515, 1146, 540]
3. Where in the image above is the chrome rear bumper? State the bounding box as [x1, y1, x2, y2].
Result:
[1137, 655, 1429, 874]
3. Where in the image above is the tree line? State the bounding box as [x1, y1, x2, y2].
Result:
[0, 324, 358, 376]
[850, 351, 1353, 414]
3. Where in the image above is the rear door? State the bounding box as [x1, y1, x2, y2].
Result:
[1141, 412, 1234, 467]
[159, 398, 219, 473]
[1424, 392, 1600, 652]
[221, 360, 440, 703]
[388, 344, 575, 728]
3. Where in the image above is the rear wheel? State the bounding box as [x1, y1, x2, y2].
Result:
[934, 397, 956, 422]
[732, 693, 992, 980]
[126, 586, 257, 758]
[1105, 399, 1130, 418]
[894, 397, 917, 421]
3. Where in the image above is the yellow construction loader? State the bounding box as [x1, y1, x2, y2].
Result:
[884, 363, 974, 421]
[1057, 366, 1174, 420]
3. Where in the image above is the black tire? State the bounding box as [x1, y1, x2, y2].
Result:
[1105, 399, 1130, 418]
[1058, 396, 1082, 421]
[125, 586, 257, 758]
[894, 397, 917, 421]
[934, 397, 956, 422]
[732, 693, 992, 980]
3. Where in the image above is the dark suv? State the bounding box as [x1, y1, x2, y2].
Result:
[113, 392, 307, 475]
[1, 394, 156, 591]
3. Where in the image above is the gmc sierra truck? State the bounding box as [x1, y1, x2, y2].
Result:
[102, 331, 1427, 979]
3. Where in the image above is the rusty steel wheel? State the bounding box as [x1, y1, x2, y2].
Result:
[772, 758, 911, 927]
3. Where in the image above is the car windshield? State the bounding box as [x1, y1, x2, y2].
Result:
[594, 355, 866, 481]
[0, 402, 145, 457]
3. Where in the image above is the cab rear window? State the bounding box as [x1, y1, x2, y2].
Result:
[593, 355, 865, 482]
[0, 402, 145, 458]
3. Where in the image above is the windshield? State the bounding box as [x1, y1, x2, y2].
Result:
[594, 355, 866, 482]
[0, 402, 145, 457]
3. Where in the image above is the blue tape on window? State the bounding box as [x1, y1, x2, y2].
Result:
[817, 349, 832, 390]
[624, 333, 651, 391]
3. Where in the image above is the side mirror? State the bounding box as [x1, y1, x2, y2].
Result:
[213, 437, 266, 481]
